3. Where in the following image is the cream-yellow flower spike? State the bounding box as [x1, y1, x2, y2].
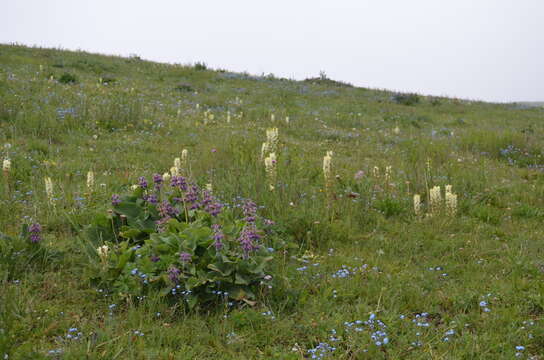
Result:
[323, 151, 333, 182]
[45, 177, 54, 204]
[413, 194, 422, 216]
[429, 186, 442, 215]
[87, 171, 95, 189]
[445, 185, 457, 216]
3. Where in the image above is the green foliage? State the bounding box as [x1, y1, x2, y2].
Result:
[374, 197, 406, 218]
[194, 62, 207, 71]
[99, 75, 116, 85]
[392, 92, 420, 105]
[174, 82, 194, 92]
[303, 71, 353, 87]
[0, 225, 53, 282]
[58, 72, 78, 84]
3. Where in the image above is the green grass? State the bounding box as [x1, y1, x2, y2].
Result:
[1, 43, 544, 359]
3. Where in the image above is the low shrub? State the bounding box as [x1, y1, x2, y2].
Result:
[99, 76, 116, 85]
[392, 92, 420, 106]
[174, 82, 194, 92]
[304, 71, 353, 88]
[85, 175, 278, 309]
[194, 62, 207, 71]
[58, 72, 78, 84]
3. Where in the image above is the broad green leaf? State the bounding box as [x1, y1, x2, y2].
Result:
[235, 273, 250, 285]
[114, 201, 142, 219]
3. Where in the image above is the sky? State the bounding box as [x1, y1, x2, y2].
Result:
[2, 0, 543, 102]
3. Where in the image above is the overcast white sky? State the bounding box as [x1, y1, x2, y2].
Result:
[2, 0, 543, 102]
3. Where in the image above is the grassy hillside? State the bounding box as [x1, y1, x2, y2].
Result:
[1, 44, 543, 359]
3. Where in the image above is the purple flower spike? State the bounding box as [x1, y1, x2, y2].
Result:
[354, 170, 365, 180]
[179, 252, 192, 262]
[167, 266, 181, 283]
[144, 194, 158, 204]
[238, 224, 261, 258]
[171, 176, 187, 191]
[111, 194, 121, 206]
[212, 224, 224, 251]
[243, 200, 258, 223]
[153, 173, 163, 191]
[207, 202, 223, 217]
[184, 184, 200, 209]
[153, 173, 163, 184]
[138, 176, 148, 189]
[158, 200, 180, 218]
[156, 216, 171, 232]
[201, 190, 213, 207]
[29, 223, 42, 243]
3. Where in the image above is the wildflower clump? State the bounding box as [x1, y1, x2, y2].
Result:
[413, 184, 458, 218]
[86, 175, 277, 308]
[0, 222, 49, 281]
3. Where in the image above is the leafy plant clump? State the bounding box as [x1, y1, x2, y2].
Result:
[194, 62, 207, 71]
[58, 72, 78, 84]
[0, 223, 50, 281]
[86, 174, 278, 309]
[392, 92, 420, 106]
[304, 70, 353, 88]
[174, 82, 194, 92]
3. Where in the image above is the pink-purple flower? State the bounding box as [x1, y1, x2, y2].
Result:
[167, 266, 181, 282]
[212, 224, 224, 250]
[138, 176, 148, 189]
[354, 170, 365, 180]
[179, 252, 192, 262]
[29, 223, 42, 243]
[111, 194, 121, 206]
[238, 224, 261, 258]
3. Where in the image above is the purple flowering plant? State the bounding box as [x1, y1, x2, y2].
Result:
[0, 222, 49, 281]
[87, 175, 276, 308]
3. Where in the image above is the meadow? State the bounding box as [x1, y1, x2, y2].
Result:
[0, 44, 543, 359]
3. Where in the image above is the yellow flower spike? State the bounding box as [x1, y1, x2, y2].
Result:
[413, 194, 421, 216]
[87, 171, 95, 190]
